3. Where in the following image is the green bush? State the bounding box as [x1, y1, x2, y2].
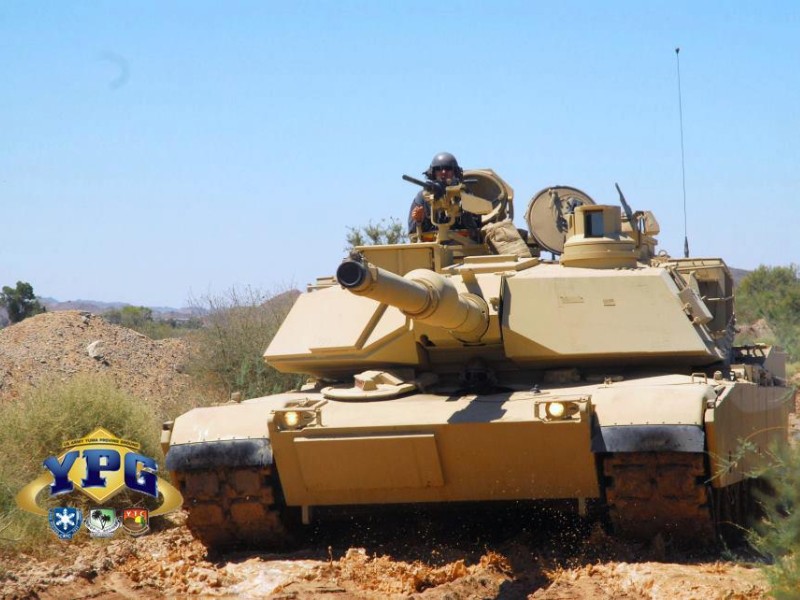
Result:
[0, 374, 161, 552]
[185, 287, 304, 401]
[748, 441, 800, 599]
[786, 361, 799, 379]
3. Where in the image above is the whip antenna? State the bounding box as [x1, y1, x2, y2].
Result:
[675, 47, 689, 258]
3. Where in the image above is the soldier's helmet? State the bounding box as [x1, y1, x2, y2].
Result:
[424, 152, 463, 180]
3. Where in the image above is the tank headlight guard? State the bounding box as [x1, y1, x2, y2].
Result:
[272, 399, 328, 431]
[160, 420, 174, 455]
[534, 398, 588, 422]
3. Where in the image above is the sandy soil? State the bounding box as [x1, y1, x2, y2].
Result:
[1, 508, 773, 600]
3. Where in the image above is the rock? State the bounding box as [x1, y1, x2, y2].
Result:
[87, 340, 104, 359]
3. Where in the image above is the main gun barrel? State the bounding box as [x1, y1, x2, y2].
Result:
[336, 260, 490, 343]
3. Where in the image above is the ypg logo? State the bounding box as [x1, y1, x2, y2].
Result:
[16, 427, 182, 522]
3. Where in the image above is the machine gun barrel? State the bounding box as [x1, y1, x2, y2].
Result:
[402, 174, 446, 199]
[402, 174, 427, 188]
[336, 260, 489, 343]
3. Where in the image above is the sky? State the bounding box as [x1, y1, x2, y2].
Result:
[2, 1, 798, 308]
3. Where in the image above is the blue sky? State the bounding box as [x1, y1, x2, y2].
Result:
[2, 1, 798, 307]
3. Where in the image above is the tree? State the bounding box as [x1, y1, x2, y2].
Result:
[346, 217, 407, 251]
[736, 264, 800, 360]
[104, 306, 154, 330]
[0, 281, 46, 324]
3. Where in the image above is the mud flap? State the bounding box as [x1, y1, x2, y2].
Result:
[166, 438, 272, 471]
[591, 425, 705, 453]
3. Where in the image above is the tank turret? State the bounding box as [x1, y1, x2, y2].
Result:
[268, 191, 729, 376]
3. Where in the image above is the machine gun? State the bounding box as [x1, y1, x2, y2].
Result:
[402, 174, 494, 244]
[402, 174, 447, 200]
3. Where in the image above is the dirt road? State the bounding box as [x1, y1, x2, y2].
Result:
[2, 504, 774, 599]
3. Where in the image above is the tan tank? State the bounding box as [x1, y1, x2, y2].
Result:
[163, 171, 793, 549]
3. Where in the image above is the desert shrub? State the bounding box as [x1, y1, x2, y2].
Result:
[346, 217, 407, 251]
[787, 361, 799, 379]
[103, 305, 202, 340]
[748, 440, 800, 599]
[0, 374, 161, 551]
[185, 286, 304, 401]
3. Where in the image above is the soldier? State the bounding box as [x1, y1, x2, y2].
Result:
[407, 152, 482, 238]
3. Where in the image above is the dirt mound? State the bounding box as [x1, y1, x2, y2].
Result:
[736, 318, 776, 342]
[0, 311, 194, 412]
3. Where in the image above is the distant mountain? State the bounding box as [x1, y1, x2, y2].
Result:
[728, 268, 750, 287]
[33, 292, 300, 322]
[38, 298, 206, 320]
[266, 289, 301, 311]
[40, 298, 127, 312]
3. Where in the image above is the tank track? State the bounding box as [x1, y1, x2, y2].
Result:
[603, 452, 714, 543]
[173, 465, 291, 550]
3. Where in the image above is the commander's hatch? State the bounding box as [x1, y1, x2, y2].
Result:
[462, 168, 514, 224]
[524, 186, 595, 255]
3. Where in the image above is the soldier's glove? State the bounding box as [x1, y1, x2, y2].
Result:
[411, 205, 425, 222]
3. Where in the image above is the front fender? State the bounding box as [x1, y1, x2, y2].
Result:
[591, 424, 705, 452]
[166, 437, 272, 471]
[589, 379, 713, 453]
[164, 400, 278, 471]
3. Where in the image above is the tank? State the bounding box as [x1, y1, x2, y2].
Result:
[162, 170, 793, 549]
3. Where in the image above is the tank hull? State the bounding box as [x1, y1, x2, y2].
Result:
[165, 372, 791, 546]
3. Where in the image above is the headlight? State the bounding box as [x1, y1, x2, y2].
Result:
[283, 411, 300, 428]
[272, 399, 328, 431]
[275, 409, 311, 430]
[534, 398, 586, 421]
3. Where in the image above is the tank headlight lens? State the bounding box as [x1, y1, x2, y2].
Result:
[272, 399, 328, 431]
[283, 411, 301, 428]
[274, 407, 319, 430]
[535, 399, 586, 421]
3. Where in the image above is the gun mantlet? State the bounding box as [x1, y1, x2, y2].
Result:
[336, 259, 490, 343]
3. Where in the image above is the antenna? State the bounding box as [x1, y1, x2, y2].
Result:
[675, 47, 689, 258]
